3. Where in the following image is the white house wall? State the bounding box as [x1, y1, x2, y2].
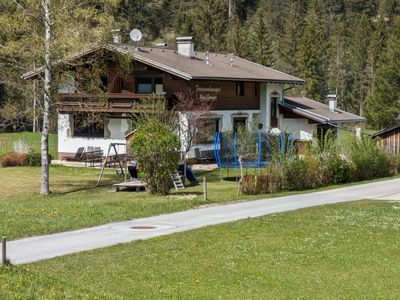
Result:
[258, 83, 284, 132]
[213, 110, 260, 131]
[280, 118, 315, 141]
[58, 113, 127, 156]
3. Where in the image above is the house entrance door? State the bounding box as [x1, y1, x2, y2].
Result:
[270, 96, 278, 128]
[233, 117, 247, 133]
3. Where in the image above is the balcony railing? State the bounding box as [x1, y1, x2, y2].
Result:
[58, 93, 164, 113]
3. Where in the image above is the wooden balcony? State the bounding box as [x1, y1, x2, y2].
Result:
[214, 96, 260, 110]
[58, 93, 164, 113]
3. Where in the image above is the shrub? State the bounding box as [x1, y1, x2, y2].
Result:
[26, 152, 42, 166]
[268, 165, 286, 193]
[0, 152, 28, 167]
[283, 157, 308, 191]
[239, 175, 258, 195]
[319, 153, 355, 185]
[131, 120, 180, 195]
[240, 174, 270, 195]
[349, 137, 391, 181]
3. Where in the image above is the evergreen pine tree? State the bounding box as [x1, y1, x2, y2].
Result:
[350, 14, 372, 116]
[327, 19, 352, 111]
[368, 0, 389, 87]
[297, 0, 328, 101]
[278, 0, 306, 75]
[227, 16, 249, 58]
[250, 12, 275, 67]
[365, 16, 400, 129]
[192, 0, 228, 51]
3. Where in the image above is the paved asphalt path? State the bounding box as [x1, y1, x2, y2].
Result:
[3, 177, 400, 265]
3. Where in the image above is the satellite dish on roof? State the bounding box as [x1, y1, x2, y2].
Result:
[129, 29, 142, 42]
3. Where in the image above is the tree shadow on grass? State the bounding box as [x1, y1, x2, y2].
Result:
[50, 180, 116, 195]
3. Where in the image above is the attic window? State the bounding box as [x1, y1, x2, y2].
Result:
[236, 81, 245, 96]
[136, 77, 163, 94]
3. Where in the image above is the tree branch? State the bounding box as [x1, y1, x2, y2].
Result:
[11, 0, 44, 25]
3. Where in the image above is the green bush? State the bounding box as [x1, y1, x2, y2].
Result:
[241, 134, 397, 196]
[131, 120, 180, 195]
[26, 152, 42, 166]
[283, 156, 321, 191]
[319, 153, 355, 185]
[349, 137, 391, 181]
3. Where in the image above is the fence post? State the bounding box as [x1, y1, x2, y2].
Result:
[2, 237, 6, 265]
[203, 177, 207, 201]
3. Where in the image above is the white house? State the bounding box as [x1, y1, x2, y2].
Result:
[22, 37, 365, 159]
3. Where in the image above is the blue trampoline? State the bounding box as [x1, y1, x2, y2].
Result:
[213, 131, 295, 174]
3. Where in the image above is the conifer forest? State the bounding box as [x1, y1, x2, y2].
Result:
[0, 0, 399, 130]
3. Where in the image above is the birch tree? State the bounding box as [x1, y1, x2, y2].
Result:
[175, 88, 215, 155]
[0, 0, 120, 194]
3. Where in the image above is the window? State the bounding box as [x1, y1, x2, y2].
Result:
[100, 76, 108, 92]
[58, 74, 75, 94]
[137, 77, 153, 94]
[270, 94, 279, 128]
[73, 113, 104, 138]
[255, 83, 260, 97]
[136, 77, 163, 94]
[236, 81, 245, 96]
[271, 97, 277, 119]
[195, 118, 220, 144]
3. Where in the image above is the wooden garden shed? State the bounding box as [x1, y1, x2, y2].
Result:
[372, 125, 400, 155]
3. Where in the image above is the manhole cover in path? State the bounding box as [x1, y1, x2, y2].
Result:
[130, 225, 157, 230]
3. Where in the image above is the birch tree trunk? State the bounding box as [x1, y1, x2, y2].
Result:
[41, 0, 51, 195]
[228, 0, 235, 21]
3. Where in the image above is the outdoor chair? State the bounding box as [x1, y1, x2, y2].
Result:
[194, 148, 208, 164]
[84, 149, 104, 167]
[62, 147, 85, 162]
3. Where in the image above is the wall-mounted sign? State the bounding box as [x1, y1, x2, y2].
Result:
[196, 87, 220, 102]
[196, 88, 221, 92]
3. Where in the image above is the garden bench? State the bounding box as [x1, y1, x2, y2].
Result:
[84, 150, 104, 167]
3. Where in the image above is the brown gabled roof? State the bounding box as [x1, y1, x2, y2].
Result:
[372, 124, 400, 138]
[22, 44, 304, 84]
[280, 96, 365, 123]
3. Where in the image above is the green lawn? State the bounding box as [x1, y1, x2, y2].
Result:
[0, 165, 290, 240]
[1, 201, 399, 299]
[0, 132, 58, 159]
[1, 165, 399, 241]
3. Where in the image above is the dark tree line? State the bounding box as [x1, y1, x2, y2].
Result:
[1, 0, 400, 130]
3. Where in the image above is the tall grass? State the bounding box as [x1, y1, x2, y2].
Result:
[240, 130, 399, 195]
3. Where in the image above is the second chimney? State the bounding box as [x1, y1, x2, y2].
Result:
[176, 36, 194, 58]
[327, 94, 337, 112]
[111, 29, 122, 44]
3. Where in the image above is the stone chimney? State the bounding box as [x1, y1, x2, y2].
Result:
[327, 94, 337, 112]
[111, 29, 122, 44]
[176, 36, 194, 58]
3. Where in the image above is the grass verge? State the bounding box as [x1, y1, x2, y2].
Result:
[1, 201, 399, 299]
[1, 165, 399, 240]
